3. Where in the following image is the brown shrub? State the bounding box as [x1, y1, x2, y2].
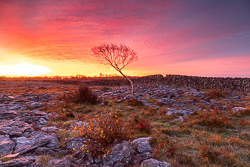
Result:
[205, 89, 224, 99]
[75, 84, 99, 104]
[127, 99, 144, 106]
[76, 114, 133, 157]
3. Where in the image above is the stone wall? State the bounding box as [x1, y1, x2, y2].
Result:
[133, 74, 250, 92]
[42, 74, 250, 92]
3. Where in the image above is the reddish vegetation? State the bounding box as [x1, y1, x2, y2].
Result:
[135, 119, 153, 134]
[77, 114, 133, 157]
[205, 89, 224, 99]
[187, 109, 233, 128]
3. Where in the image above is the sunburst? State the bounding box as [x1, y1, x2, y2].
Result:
[0, 62, 53, 76]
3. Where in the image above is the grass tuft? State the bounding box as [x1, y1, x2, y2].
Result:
[37, 155, 52, 167]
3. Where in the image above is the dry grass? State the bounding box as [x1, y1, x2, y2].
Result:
[187, 109, 234, 129]
[37, 155, 53, 167]
[47, 86, 250, 166]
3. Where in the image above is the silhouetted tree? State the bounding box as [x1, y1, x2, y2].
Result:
[92, 43, 138, 100]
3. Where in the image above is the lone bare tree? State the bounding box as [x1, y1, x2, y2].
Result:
[92, 43, 138, 100]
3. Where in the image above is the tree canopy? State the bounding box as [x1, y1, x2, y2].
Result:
[91, 43, 138, 71]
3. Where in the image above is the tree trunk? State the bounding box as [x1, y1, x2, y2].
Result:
[117, 70, 137, 100]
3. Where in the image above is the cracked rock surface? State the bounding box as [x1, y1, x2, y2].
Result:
[0, 79, 249, 167]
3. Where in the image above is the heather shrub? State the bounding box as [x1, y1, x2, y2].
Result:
[205, 89, 224, 99]
[130, 115, 153, 134]
[75, 84, 99, 104]
[59, 84, 99, 104]
[136, 118, 153, 134]
[127, 98, 144, 106]
[76, 114, 134, 157]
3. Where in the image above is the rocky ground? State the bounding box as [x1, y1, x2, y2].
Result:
[0, 79, 250, 167]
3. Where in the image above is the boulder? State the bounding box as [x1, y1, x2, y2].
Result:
[103, 140, 133, 166]
[35, 147, 55, 156]
[157, 98, 175, 105]
[14, 116, 40, 124]
[1, 157, 35, 167]
[0, 121, 33, 137]
[0, 153, 20, 161]
[232, 107, 246, 112]
[0, 135, 14, 156]
[43, 133, 59, 150]
[15, 137, 51, 154]
[140, 158, 171, 167]
[114, 162, 125, 167]
[13, 132, 58, 154]
[67, 137, 86, 151]
[41, 126, 59, 133]
[166, 108, 193, 117]
[0, 111, 18, 119]
[8, 105, 27, 111]
[53, 156, 75, 167]
[29, 102, 45, 108]
[133, 152, 154, 165]
[38, 118, 47, 125]
[132, 137, 152, 153]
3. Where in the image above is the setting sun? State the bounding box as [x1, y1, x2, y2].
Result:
[0, 62, 54, 76]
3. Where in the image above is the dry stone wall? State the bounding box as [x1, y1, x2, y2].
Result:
[42, 74, 250, 92]
[133, 74, 250, 92]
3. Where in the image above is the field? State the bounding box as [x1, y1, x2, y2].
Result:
[0, 76, 250, 166]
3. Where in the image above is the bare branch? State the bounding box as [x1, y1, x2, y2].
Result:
[91, 43, 138, 71]
[91, 43, 138, 100]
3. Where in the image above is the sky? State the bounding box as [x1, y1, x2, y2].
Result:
[0, 0, 250, 77]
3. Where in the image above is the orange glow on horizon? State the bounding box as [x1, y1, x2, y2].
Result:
[0, 62, 54, 77]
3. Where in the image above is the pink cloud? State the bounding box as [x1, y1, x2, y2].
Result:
[0, 0, 250, 77]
